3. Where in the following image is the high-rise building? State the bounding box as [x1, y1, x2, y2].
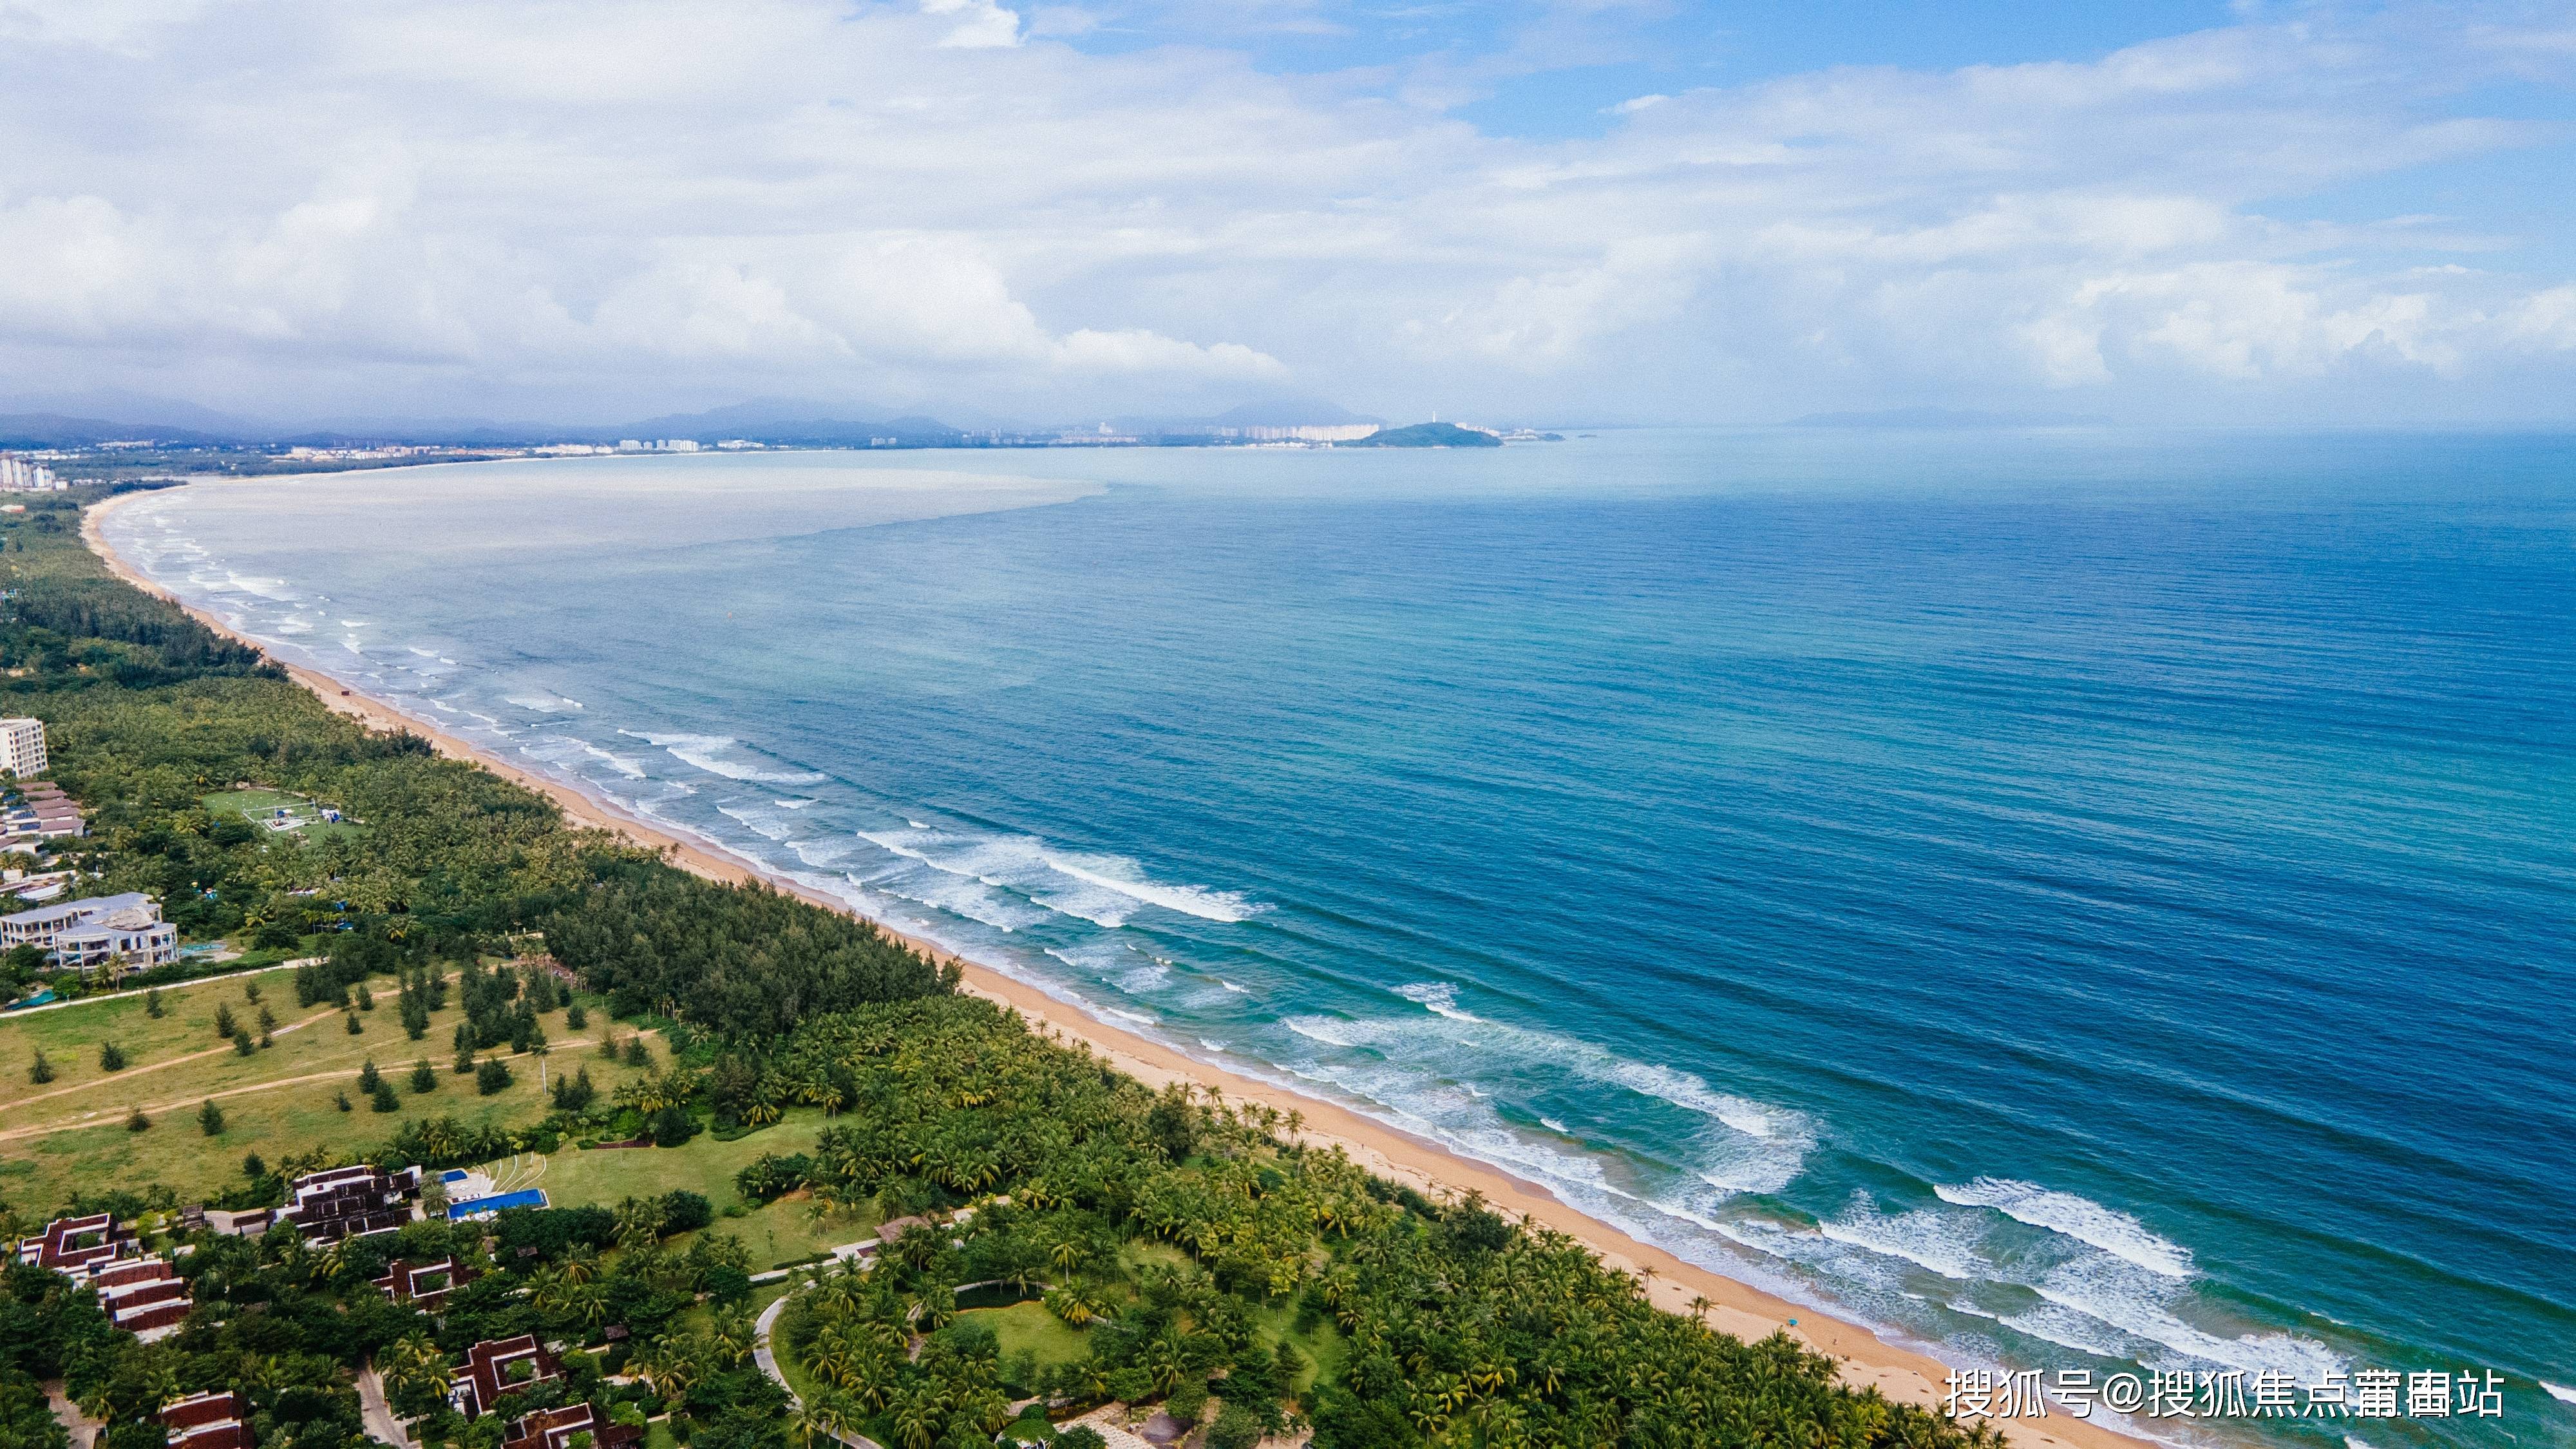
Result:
[0, 717, 45, 777]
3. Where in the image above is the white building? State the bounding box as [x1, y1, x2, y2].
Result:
[1, 892, 178, 971]
[0, 457, 64, 491]
[0, 718, 45, 777]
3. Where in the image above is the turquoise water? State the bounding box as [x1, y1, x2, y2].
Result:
[109, 431, 2576, 1446]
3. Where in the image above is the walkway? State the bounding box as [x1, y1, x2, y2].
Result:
[751, 1292, 891, 1449]
[357, 1366, 410, 1447]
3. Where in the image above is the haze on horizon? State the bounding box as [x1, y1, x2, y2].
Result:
[3, 0, 2573, 430]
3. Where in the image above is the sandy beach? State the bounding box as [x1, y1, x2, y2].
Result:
[84, 487, 2149, 1449]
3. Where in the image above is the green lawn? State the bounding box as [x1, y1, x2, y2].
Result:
[965, 1299, 1090, 1368]
[0, 971, 656, 1213]
[200, 788, 368, 845]
[538, 1110, 879, 1268]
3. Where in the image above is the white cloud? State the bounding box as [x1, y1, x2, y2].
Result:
[0, 0, 2566, 422]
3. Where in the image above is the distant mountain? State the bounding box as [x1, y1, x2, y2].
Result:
[1790, 406, 2112, 429]
[1208, 396, 1383, 428]
[0, 412, 234, 448]
[0, 390, 261, 437]
[1336, 421, 1502, 449]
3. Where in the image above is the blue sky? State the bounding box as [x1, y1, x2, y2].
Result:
[0, 0, 2570, 427]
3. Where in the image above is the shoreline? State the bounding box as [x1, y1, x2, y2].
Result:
[84, 488, 2146, 1449]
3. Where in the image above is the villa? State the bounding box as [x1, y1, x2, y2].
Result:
[452, 1334, 564, 1417]
[0, 892, 178, 971]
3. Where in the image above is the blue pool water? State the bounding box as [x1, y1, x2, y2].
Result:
[108, 429, 2576, 1446]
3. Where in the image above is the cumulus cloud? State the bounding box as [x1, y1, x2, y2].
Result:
[0, 0, 2567, 423]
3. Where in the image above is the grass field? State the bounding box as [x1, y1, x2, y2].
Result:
[0, 964, 661, 1213]
[201, 788, 368, 845]
[968, 1299, 1091, 1368]
[542, 1112, 878, 1268]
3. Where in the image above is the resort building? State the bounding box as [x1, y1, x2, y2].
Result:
[0, 718, 45, 777]
[95, 1255, 193, 1340]
[374, 1256, 477, 1311]
[160, 1391, 251, 1449]
[279, 1163, 424, 1242]
[502, 1404, 643, 1449]
[451, 1335, 564, 1417]
[0, 893, 178, 972]
[16, 1212, 139, 1275]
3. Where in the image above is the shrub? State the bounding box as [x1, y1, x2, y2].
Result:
[1207, 1404, 1264, 1449]
[1056, 1430, 1106, 1449]
[658, 1189, 713, 1235]
[28, 1050, 51, 1084]
[335, 1091, 352, 1112]
[476, 1057, 513, 1095]
[126, 1106, 149, 1132]
[99, 1041, 127, 1072]
[648, 1104, 697, 1148]
[144, 986, 165, 1018]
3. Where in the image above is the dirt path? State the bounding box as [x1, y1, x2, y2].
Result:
[0, 1032, 639, 1144]
[2, 1000, 345, 1115]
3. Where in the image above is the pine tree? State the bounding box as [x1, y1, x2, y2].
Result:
[198, 1099, 225, 1135]
[99, 1041, 127, 1072]
[354, 980, 374, 1011]
[454, 1046, 477, 1075]
[214, 1001, 237, 1037]
[334, 1090, 352, 1112]
[144, 986, 166, 1019]
[370, 1082, 400, 1113]
[565, 1002, 587, 1031]
[126, 1106, 149, 1132]
[410, 1059, 437, 1093]
[233, 1031, 256, 1057]
[357, 1059, 382, 1094]
[623, 1036, 650, 1068]
[243, 980, 261, 1003]
[242, 1152, 265, 1179]
[28, 1049, 52, 1083]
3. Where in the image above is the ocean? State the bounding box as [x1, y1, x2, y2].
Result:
[103, 429, 2576, 1447]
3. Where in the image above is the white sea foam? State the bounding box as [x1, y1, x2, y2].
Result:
[1819, 1200, 1989, 1282]
[1935, 1178, 2193, 1278]
[1037, 849, 1262, 923]
[1394, 981, 1480, 1021]
[2544, 1381, 2576, 1404]
[1540, 1117, 1569, 1133]
[777, 798, 818, 809]
[717, 804, 796, 841]
[625, 730, 827, 784]
[2031, 1255, 2341, 1381]
[1219, 979, 1249, 994]
[907, 819, 929, 829]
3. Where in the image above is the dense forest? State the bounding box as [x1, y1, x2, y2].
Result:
[0, 488, 1996, 1449]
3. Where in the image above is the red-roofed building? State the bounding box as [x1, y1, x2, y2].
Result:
[95, 1256, 192, 1340]
[504, 1403, 643, 1449]
[451, 1335, 564, 1417]
[162, 1390, 249, 1449]
[15, 1213, 137, 1276]
[374, 1256, 477, 1312]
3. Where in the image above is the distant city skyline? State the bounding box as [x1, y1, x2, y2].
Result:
[2, 0, 2572, 427]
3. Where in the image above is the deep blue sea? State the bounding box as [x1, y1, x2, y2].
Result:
[107, 430, 2576, 1448]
